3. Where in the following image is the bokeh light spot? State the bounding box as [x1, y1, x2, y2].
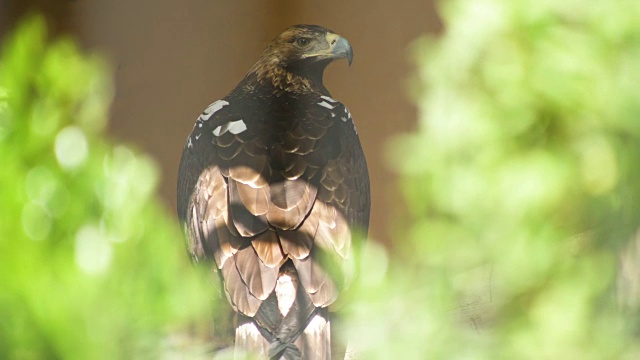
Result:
[55, 125, 88, 170]
[21, 202, 52, 241]
[74, 224, 113, 275]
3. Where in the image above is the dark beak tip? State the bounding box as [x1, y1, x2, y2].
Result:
[334, 36, 353, 67]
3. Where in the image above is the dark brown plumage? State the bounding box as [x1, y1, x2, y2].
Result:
[177, 24, 369, 359]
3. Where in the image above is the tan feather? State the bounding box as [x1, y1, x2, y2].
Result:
[215, 216, 243, 268]
[282, 160, 307, 180]
[202, 167, 227, 218]
[310, 113, 333, 128]
[292, 253, 327, 294]
[288, 123, 308, 140]
[334, 183, 347, 203]
[251, 230, 284, 267]
[228, 179, 269, 237]
[267, 179, 317, 229]
[305, 124, 329, 140]
[314, 201, 351, 259]
[309, 277, 338, 307]
[234, 245, 278, 300]
[190, 167, 237, 268]
[229, 154, 269, 187]
[222, 259, 262, 316]
[278, 229, 314, 260]
[320, 167, 340, 191]
[187, 206, 205, 260]
[214, 130, 237, 148]
[242, 141, 263, 156]
[218, 142, 243, 160]
[235, 181, 270, 216]
[293, 137, 317, 156]
[281, 133, 302, 153]
[278, 206, 319, 259]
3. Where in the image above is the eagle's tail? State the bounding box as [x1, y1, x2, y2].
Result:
[235, 261, 331, 360]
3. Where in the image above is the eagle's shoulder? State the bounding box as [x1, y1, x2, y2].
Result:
[309, 94, 357, 133]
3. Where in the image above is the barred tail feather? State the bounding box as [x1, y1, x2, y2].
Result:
[295, 314, 331, 360]
[235, 261, 331, 360]
[236, 321, 269, 358]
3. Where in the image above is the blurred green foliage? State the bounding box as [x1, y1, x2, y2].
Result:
[0, 17, 212, 359]
[5, 2, 640, 358]
[345, 0, 640, 358]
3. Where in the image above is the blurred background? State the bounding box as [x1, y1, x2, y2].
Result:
[1, 0, 442, 248]
[2, 0, 640, 359]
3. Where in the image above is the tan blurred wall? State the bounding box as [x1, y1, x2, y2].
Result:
[2, 0, 441, 248]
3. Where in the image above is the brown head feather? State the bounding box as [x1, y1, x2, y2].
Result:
[245, 25, 341, 94]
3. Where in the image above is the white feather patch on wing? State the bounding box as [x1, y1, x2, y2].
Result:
[199, 99, 229, 121]
[320, 95, 338, 103]
[317, 101, 335, 110]
[342, 107, 357, 133]
[228, 119, 247, 134]
[213, 119, 247, 137]
[212, 125, 224, 137]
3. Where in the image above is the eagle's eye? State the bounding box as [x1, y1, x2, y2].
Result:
[295, 37, 310, 47]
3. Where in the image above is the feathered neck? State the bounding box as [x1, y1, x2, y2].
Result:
[242, 51, 330, 95]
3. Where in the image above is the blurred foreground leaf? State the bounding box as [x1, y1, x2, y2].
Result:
[0, 16, 212, 359]
[346, 0, 640, 358]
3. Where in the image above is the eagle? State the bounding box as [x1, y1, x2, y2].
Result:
[177, 25, 370, 359]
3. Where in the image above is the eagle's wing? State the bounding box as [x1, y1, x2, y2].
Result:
[177, 94, 370, 317]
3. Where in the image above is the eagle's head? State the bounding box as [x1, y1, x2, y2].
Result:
[247, 25, 353, 94]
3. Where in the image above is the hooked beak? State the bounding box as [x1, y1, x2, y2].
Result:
[302, 33, 354, 66]
[326, 33, 353, 66]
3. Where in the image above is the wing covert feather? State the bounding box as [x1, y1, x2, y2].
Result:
[179, 94, 370, 317]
